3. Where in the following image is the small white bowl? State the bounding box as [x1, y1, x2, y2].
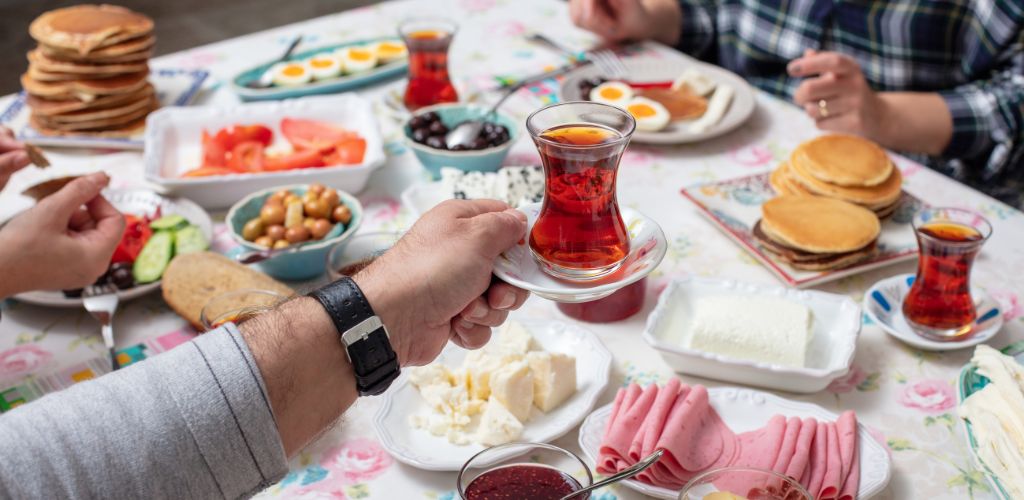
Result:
[492, 203, 667, 303]
[863, 273, 1003, 352]
[643, 276, 861, 393]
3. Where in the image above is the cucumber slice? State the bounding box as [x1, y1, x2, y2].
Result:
[174, 225, 209, 255]
[132, 231, 174, 283]
[150, 214, 187, 231]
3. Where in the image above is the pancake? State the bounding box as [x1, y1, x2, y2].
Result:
[760, 195, 880, 254]
[39, 35, 155, 61]
[37, 93, 154, 124]
[786, 155, 903, 208]
[635, 87, 708, 121]
[753, 220, 877, 270]
[22, 71, 150, 100]
[28, 83, 154, 116]
[770, 163, 813, 196]
[29, 5, 154, 55]
[39, 47, 153, 65]
[792, 134, 892, 187]
[32, 96, 156, 131]
[28, 49, 149, 75]
[31, 114, 148, 138]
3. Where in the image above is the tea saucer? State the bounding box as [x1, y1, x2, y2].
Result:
[492, 203, 667, 303]
[863, 274, 1003, 351]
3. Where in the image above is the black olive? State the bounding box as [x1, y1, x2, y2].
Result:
[427, 121, 448, 135]
[110, 266, 134, 290]
[482, 122, 497, 134]
[471, 138, 489, 150]
[412, 128, 430, 143]
[409, 115, 428, 129]
[425, 136, 446, 149]
[451, 144, 467, 151]
[93, 270, 110, 286]
[63, 288, 83, 298]
[421, 112, 440, 123]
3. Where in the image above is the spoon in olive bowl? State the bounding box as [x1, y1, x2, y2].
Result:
[444, 77, 530, 149]
[559, 449, 664, 500]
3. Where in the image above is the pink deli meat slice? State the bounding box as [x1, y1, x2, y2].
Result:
[598, 384, 642, 472]
[818, 422, 843, 500]
[785, 417, 819, 480]
[805, 421, 829, 495]
[656, 385, 738, 485]
[638, 382, 692, 487]
[771, 417, 803, 475]
[837, 411, 860, 500]
[598, 383, 658, 473]
[629, 378, 682, 462]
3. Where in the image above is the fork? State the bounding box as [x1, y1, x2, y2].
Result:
[82, 283, 121, 371]
[526, 32, 629, 79]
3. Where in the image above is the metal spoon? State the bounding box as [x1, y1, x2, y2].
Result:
[234, 244, 306, 265]
[245, 35, 303, 89]
[559, 449, 664, 500]
[444, 78, 529, 149]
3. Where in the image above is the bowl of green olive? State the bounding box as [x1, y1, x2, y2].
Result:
[227, 183, 363, 280]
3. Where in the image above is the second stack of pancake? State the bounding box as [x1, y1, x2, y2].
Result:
[770, 134, 903, 218]
[22, 5, 157, 138]
[754, 195, 881, 271]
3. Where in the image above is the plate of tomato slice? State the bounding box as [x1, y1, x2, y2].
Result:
[144, 93, 386, 209]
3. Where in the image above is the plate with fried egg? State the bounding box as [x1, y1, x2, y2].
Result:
[232, 37, 409, 101]
[560, 50, 756, 144]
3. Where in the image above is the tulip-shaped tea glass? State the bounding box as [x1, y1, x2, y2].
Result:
[902, 207, 992, 340]
[526, 101, 636, 282]
[399, 18, 459, 111]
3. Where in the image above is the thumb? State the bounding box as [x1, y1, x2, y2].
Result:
[38, 172, 110, 222]
[469, 208, 528, 259]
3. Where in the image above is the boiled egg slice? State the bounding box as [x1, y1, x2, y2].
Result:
[626, 97, 671, 132]
[372, 40, 408, 64]
[588, 81, 633, 107]
[337, 46, 378, 73]
[271, 61, 313, 86]
[307, 54, 343, 80]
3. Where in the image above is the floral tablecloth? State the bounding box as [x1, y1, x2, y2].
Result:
[1, 0, 1022, 498]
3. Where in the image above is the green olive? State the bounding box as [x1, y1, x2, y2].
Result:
[241, 217, 265, 242]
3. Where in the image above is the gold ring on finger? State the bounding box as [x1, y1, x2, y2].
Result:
[818, 99, 830, 118]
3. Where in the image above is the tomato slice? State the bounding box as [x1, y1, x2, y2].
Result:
[214, 124, 274, 151]
[181, 166, 241, 178]
[228, 141, 266, 172]
[110, 215, 153, 264]
[281, 118, 358, 151]
[328, 137, 367, 165]
[264, 149, 326, 171]
[201, 130, 228, 167]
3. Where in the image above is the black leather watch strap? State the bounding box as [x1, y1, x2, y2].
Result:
[309, 277, 400, 396]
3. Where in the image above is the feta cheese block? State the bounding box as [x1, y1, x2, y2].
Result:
[526, 351, 577, 412]
[685, 295, 812, 368]
[489, 360, 535, 422]
[476, 397, 525, 446]
[463, 350, 506, 400]
[408, 363, 452, 388]
[439, 166, 544, 207]
[492, 321, 538, 357]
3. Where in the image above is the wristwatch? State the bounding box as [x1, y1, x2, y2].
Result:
[309, 277, 400, 396]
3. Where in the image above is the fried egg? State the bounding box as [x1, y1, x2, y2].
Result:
[337, 46, 378, 73]
[271, 62, 313, 86]
[307, 54, 343, 80]
[372, 40, 408, 64]
[626, 97, 671, 132]
[588, 81, 633, 107]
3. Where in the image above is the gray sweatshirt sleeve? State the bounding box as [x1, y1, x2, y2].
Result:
[0, 323, 288, 499]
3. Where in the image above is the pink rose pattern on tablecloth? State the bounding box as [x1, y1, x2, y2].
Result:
[898, 379, 957, 414]
[0, 344, 52, 377]
[826, 364, 868, 393]
[989, 289, 1023, 321]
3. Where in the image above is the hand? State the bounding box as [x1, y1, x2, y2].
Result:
[788, 50, 887, 139]
[0, 172, 125, 297]
[354, 199, 531, 366]
[569, 0, 682, 45]
[0, 126, 31, 193]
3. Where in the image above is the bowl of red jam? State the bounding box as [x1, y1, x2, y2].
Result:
[457, 443, 593, 500]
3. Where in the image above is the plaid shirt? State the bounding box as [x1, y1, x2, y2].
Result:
[676, 0, 1024, 207]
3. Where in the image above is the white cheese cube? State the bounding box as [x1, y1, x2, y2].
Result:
[685, 295, 812, 368]
[463, 350, 506, 400]
[476, 398, 524, 446]
[491, 321, 537, 357]
[526, 351, 577, 412]
[489, 360, 534, 422]
[408, 364, 452, 389]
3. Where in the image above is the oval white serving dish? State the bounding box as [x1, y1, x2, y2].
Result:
[643, 276, 861, 393]
[143, 93, 386, 209]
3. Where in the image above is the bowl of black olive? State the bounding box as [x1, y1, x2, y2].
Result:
[403, 103, 518, 178]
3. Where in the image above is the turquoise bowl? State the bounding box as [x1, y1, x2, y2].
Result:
[403, 103, 519, 179]
[226, 184, 363, 280]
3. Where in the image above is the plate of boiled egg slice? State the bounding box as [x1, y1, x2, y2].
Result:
[561, 50, 756, 144]
[232, 37, 409, 102]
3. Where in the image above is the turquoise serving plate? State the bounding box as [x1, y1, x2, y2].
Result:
[404, 103, 519, 179]
[231, 38, 408, 102]
[226, 184, 363, 280]
[957, 340, 1024, 500]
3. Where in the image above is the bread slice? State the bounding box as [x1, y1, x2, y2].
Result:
[161, 252, 294, 329]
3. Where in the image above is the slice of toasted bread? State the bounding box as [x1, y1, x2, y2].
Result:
[161, 251, 294, 329]
[21, 175, 80, 200]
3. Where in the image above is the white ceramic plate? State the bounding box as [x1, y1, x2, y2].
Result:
[493, 203, 667, 303]
[12, 189, 213, 307]
[559, 54, 756, 145]
[681, 172, 923, 288]
[864, 274, 1003, 352]
[0, 68, 208, 150]
[644, 276, 860, 393]
[578, 387, 892, 499]
[373, 319, 612, 471]
[143, 93, 386, 209]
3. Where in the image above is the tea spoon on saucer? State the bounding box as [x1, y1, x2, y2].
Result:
[559, 449, 663, 500]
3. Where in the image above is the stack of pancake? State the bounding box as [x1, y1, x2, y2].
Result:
[770, 134, 903, 218]
[22, 5, 157, 137]
[754, 195, 881, 271]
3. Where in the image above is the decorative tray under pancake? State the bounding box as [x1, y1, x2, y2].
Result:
[681, 171, 923, 288]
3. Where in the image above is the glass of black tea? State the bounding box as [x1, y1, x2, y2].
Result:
[457, 442, 593, 500]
